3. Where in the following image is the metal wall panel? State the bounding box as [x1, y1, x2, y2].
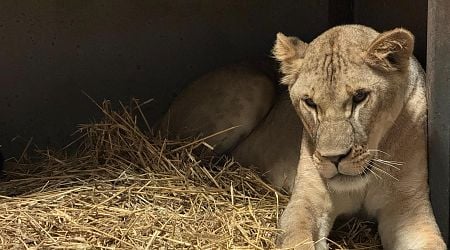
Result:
[427, 0, 450, 243]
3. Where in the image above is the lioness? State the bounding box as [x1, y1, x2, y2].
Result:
[273, 25, 445, 249]
[158, 62, 277, 155]
[159, 24, 446, 249]
[158, 62, 301, 191]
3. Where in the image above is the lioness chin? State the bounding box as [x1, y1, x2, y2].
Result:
[274, 25, 445, 249]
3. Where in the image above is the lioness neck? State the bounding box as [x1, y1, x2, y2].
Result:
[379, 58, 427, 166]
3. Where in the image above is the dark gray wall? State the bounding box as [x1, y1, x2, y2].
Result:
[0, 0, 431, 158]
[0, 0, 329, 157]
[427, 0, 450, 243]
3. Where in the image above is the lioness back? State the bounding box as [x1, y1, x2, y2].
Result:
[159, 63, 303, 192]
[158, 63, 276, 155]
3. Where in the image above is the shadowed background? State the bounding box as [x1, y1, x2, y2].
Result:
[0, 0, 427, 157]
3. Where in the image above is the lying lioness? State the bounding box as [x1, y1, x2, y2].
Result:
[273, 25, 445, 249]
[159, 25, 446, 249]
[158, 62, 301, 191]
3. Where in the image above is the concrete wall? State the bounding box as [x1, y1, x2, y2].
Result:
[0, 0, 329, 157]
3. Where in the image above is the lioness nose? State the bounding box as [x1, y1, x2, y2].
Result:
[322, 150, 351, 166]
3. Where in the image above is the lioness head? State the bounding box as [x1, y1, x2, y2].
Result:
[273, 25, 415, 190]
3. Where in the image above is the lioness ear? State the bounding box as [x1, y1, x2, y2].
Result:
[273, 32, 308, 85]
[365, 28, 414, 71]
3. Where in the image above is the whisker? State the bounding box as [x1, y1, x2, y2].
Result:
[364, 160, 382, 180]
[374, 159, 404, 165]
[373, 159, 402, 170]
[372, 159, 401, 171]
[366, 165, 382, 180]
[359, 167, 366, 182]
[367, 149, 391, 157]
[370, 164, 399, 181]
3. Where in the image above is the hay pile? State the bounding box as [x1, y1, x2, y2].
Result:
[0, 99, 380, 249]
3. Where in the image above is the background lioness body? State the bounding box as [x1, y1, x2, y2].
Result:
[158, 63, 301, 191]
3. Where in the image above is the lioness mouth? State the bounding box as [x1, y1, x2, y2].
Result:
[331, 162, 373, 181]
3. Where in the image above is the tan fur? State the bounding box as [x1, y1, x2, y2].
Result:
[232, 93, 302, 191]
[158, 62, 301, 191]
[274, 25, 446, 250]
[158, 63, 276, 155]
[158, 24, 446, 250]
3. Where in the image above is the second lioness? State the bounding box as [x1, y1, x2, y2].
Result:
[159, 63, 301, 191]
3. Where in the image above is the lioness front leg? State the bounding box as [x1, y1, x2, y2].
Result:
[377, 194, 446, 250]
[277, 171, 334, 249]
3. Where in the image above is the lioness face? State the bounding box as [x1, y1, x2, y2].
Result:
[273, 25, 414, 190]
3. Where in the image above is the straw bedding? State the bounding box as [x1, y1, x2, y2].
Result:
[0, 99, 380, 249]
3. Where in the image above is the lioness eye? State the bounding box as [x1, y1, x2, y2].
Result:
[353, 90, 369, 104]
[303, 98, 317, 108]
